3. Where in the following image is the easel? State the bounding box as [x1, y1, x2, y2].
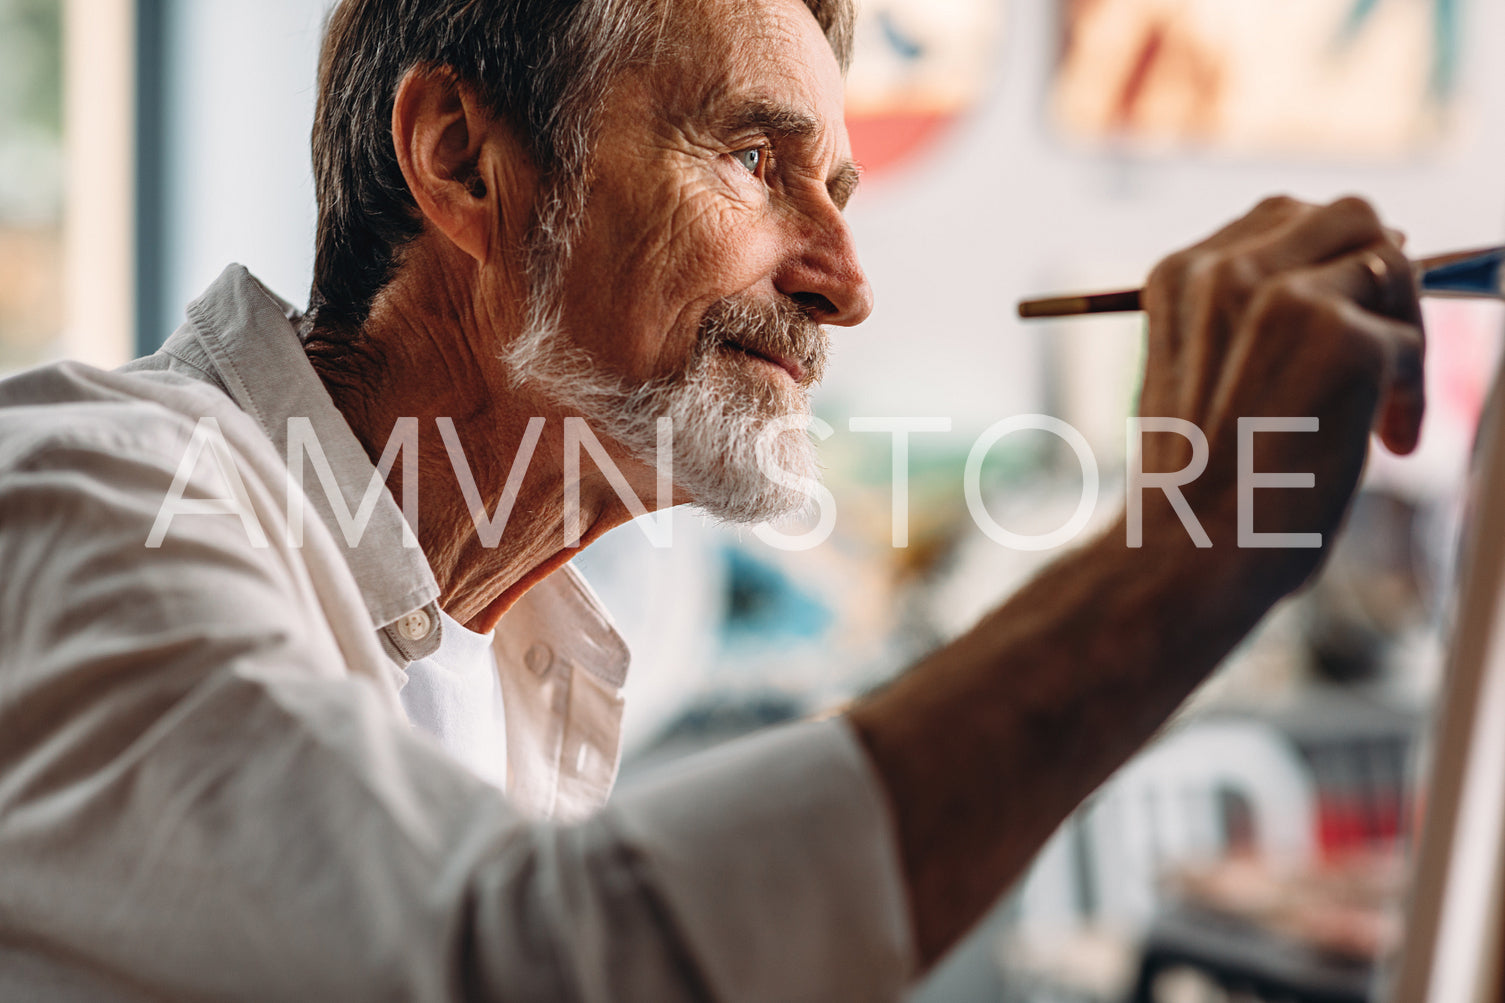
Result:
[1390, 356, 1505, 1003]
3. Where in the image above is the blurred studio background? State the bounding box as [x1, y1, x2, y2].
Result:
[5, 0, 1505, 1000]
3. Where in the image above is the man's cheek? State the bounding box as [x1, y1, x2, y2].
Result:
[689, 218, 786, 295]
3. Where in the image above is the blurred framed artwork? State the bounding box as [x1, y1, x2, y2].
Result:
[1052, 0, 1461, 158]
[843, 0, 1006, 179]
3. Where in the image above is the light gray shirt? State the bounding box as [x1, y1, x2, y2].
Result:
[0, 266, 914, 1001]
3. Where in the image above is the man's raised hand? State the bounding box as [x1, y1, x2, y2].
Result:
[1135, 194, 1425, 593]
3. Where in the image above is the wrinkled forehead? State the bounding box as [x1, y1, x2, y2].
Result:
[641, 0, 849, 142]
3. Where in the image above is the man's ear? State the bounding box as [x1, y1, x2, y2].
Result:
[391, 65, 532, 265]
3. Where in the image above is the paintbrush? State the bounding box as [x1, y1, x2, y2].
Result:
[1017, 246, 1505, 319]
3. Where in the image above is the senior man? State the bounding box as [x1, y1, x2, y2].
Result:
[0, 0, 1424, 999]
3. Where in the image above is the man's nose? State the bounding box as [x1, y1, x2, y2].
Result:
[774, 213, 874, 327]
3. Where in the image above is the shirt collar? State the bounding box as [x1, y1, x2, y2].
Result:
[169, 265, 442, 648]
[501, 561, 631, 690]
[151, 265, 630, 689]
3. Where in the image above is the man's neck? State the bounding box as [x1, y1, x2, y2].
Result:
[305, 264, 638, 633]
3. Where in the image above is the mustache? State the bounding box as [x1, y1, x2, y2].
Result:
[696, 295, 830, 386]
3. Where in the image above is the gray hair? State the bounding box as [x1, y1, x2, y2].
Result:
[307, 0, 855, 335]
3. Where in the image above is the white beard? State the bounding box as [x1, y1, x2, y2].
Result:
[498, 307, 824, 525]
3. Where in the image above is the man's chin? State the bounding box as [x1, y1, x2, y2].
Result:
[690, 485, 815, 527]
[680, 431, 823, 526]
[501, 326, 823, 526]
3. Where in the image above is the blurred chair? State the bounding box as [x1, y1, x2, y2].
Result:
[999, 717, 1318, 1002]
[1080, 717, 1317, 925]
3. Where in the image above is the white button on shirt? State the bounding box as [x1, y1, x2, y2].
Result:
[0, 265, 915, 1001]
[397, 608, 434, 642]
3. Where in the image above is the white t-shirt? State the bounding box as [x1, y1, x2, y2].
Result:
[399, 608, 508, 789]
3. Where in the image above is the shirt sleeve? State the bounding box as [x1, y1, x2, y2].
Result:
[605, 720, 917, 1001]
[0, 425, 915, 1002]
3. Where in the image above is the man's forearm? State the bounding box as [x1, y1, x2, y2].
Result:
[847, 193, 1426, 970]
[848, 516, 1277, 967]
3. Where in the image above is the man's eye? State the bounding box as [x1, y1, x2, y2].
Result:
[732, 147, 764, 175]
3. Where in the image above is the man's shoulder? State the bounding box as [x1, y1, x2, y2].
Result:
[0, 359, 246, 473]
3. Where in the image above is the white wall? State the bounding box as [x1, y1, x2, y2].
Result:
[154, 0, 1505, 396]
[157, 0, 329, 330]
[830, 0, 1505, 437]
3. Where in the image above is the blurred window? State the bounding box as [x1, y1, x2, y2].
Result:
[0, 0, 64, 372]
